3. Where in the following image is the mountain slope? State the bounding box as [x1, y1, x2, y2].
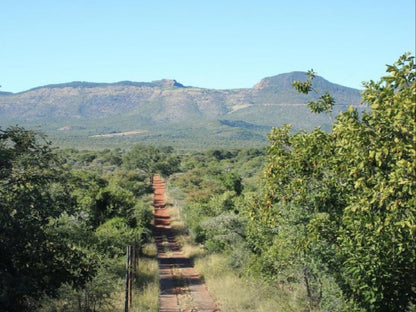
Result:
[0, 73, 363, 149]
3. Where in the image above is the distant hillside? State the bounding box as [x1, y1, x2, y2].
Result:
[26, 79, 186, 91]
[0, 73, 363, 150]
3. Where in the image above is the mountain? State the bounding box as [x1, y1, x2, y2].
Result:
[0, 73, 363, 150]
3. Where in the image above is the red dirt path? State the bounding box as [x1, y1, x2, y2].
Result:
[152, 174, 219, 312]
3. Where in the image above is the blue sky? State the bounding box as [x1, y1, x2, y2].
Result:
[1, 0, 414, 93]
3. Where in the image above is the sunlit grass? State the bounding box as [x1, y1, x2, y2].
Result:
[166, 188, 311, 312]
[193, 253, 310, 312]
[166, 202, 207, 261]
[131, 243, 159, 311]
[112, 243, 159, 312]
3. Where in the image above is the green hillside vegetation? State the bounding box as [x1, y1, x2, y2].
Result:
[0, 72, 362, 150]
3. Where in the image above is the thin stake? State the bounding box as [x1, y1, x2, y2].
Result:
[129, 245, 133, 307]
[125, 245, 130, 312]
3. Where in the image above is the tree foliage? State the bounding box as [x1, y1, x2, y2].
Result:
[122, 143, 180, 177]
[247, 54, 416, 311]
[0, 127, 95, 311]
[169, 148, 264, 261]
[0, 128, 160, 311]
[292, 69, 336, 114]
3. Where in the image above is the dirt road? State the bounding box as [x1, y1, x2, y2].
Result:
[152, 174, 219, 312]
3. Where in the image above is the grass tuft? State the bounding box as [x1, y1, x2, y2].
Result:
[194, 253, 310, 312]
[112, 243, 159, 312]
[130, 243, 159, 311]
[166, 192, 311, 312]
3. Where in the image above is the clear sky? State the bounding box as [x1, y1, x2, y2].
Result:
[1, 0, 414, 93]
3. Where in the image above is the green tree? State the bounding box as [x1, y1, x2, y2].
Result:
[332, 54, 416, 311]
[0, 127, 95, 311]
[122, 143, 180, 177]
[247, 54, 416, 311]
[220, 172, 244, 195]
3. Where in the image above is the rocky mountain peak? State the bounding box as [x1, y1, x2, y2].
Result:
[253, 72, 308, 90]
[150, 79, 185, 88]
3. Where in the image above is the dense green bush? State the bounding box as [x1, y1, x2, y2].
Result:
[122, 143, 180, 177]
[0, 127, 96, 311]
[246, 54, 416, 311]
[170, 148, 264, 262]
[201, 212, 246, 253]
[1, 127, 172, 311]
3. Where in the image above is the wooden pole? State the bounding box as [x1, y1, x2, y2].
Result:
[133, 244, 138, 307]
[129, 245, 133, 307]
[125, 245, 130, 312]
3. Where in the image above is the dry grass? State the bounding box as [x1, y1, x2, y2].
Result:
[131, 243, 159, 311]
[193, 254, 309, 312]
[167, 204, 207, 261]
[166, 191, 311, 312]
[112, 243, 159, 312]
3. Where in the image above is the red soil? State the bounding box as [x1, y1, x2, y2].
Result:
[152, 174, 219, 312]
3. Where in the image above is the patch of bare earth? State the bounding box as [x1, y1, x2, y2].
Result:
[90, 130, 148, 138]
[153, 174, 219, 312]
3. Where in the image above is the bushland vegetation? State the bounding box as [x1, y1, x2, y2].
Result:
[1, 54, 414, 311]
[168, 54, 416, 311]
[0, 132, 179, 312]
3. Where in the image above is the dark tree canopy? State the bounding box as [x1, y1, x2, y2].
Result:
[0, 127, 94, 311]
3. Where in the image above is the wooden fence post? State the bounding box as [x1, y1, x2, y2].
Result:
[125, 245, 130, 312]
[125, 244, 139, 311]
[129, 245, 133, 307]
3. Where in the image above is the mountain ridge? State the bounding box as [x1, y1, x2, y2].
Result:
[253, 71, 359, 91]
[1, 72, 359, 94]
[19, 79, 187, 93]
[0, 72, 363, 149]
